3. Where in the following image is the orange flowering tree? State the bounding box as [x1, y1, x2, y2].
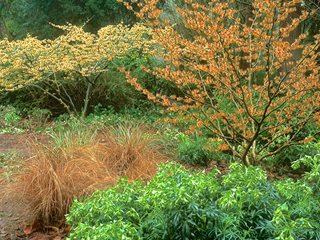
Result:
[123, 0, 320, 165]
[0, 23, 152, 116]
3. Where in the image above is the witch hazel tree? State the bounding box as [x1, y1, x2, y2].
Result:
[123, 0, 320, 165]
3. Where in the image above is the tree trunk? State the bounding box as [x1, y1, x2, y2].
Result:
[82, 81, 93, 118]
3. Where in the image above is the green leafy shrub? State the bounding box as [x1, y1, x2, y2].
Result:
[0, 105, 21, 127]
[0, 105, 52, 132]
[67, 162, 320, 240]
[293, 154, 320, 193]
[264, 136, 320, 167]
[26, 107, 52, 129]
[177, 135, 226, 166]
[177, 136, 212, 166]
[0, 105, 24, 133]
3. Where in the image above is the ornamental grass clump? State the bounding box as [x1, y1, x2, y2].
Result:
[1, 124, 165, 228]
[1, 142, 113, 227]
[100, 124, 167, 181]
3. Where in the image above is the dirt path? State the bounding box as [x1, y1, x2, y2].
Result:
[0, 133, 48, 240]
[0, 133, 48, 159]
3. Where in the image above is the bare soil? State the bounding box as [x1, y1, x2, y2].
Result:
[0, 133, 48, 240]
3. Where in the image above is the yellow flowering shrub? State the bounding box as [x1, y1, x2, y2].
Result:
[0, 23, 153, 115]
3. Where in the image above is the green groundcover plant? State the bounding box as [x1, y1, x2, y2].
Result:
[67, 162, 320, 240]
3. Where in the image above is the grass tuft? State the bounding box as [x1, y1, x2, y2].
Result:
[101, 124, 166, 181]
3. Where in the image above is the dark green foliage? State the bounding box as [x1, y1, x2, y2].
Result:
[0, 0, 136, 39]
[301, 0, 320, 39]
[264, 122, 320, 165]
[118, 53, 182, 99]
[293, 154, 320, 193]
[268, 142, 320, 166]
[26, 108, 52, 127]
[0, 105, 21, 128]
[1, 0, 318, 41]
[0, 105, 53, 132]
[177, 136, 216, 166]
[67, 162, 320, 239]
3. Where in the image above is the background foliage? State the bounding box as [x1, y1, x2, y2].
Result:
[0, 0, 136, 39]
